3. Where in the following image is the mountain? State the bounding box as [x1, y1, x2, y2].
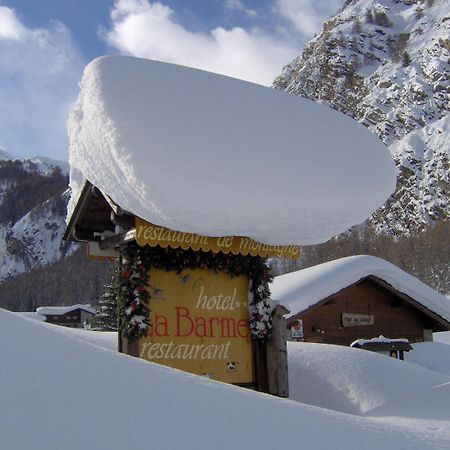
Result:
[274, 0, 449, 235]
[0, 154, 114, 311]
[0, 156, 72, 280]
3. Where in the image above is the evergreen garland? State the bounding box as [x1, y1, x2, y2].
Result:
[119, 243, 273, 343]
[119, 246, 151, 342]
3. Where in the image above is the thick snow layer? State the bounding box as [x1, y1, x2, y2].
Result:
[270, 255, 450, 322]
[2, 309, 450, 450]
[67, 56, 396, 245]
[407, 342, 450, 377]
[435, 331, 450, 346]
[351, 335, 410, 346]
[287, 342, 449, 415]
[13, 312, 46, 322]
[36, 303, 96, 316]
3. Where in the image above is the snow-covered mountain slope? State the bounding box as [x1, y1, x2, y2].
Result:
[274, 0, 449, 235]
[22, 156, 69, 176]
[2, 308, 450, 449]
[0, 155, 74, 281]
[0, 191, 73, 278]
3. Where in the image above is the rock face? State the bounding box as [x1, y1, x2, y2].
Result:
[274, 0, 449, 235]
[0, 156, 74, 280]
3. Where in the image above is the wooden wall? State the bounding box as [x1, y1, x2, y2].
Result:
[289, 278, 440, 346]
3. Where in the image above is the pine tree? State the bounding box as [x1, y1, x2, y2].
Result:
[91, 265, 120, 331]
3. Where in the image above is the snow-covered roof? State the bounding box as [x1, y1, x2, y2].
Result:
[36, 304, 96, 316]
[67, 56, 396, 246]
[270, 255, 450, 323]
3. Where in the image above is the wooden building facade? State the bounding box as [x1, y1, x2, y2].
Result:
[271, 257, 450, 347]
[36, 304, 96, 329]
[288, 276, 448, 346]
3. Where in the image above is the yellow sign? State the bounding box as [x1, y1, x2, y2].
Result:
[139, 268, 253, 384]
[135, 218, 300, 259]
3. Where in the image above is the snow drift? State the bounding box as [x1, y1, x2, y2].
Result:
[2, 308, 450, 450]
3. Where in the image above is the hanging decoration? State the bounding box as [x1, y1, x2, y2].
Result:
[119, 243, 273, 343]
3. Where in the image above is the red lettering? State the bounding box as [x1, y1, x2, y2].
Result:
[237, 319, 249, 338]
[208, 317, 220, 338]
[154, 314, 169, 337]
[220, 318, 237, 338]
[195, 316, 211, 337]
[175, 306, 194, 337]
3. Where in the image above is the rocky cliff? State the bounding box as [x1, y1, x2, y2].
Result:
[274, 0, 449, 235]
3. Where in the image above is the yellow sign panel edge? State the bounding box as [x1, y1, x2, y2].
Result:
[135, 217, 300, 259]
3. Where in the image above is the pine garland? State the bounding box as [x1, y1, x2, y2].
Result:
[119, 247, 151, 342]
[119, 243, 273, 342]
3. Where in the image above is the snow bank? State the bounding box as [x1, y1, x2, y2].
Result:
[270, 255, 450, 322]
[3, 308, 448, 450]
[407, 342, 450, 377]
[287, 342, 448, 415]
[434, 331, 450, 345]
[67, 56, 396, 245]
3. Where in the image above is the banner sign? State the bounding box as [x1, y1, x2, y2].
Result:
[135, 217, 300, 259]
[342, 313, 375, 327]
[139, 268, 254, 384]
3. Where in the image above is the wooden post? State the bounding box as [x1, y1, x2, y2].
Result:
[266, 305, 289, 397]
[252, 341, 269, 393]
[121, 338, 139, 357]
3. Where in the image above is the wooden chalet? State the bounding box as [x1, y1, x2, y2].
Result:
[36, 304, 96, 328]
[270, 256, 450, 347]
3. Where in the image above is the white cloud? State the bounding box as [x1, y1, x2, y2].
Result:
[104, 0, 298, 86]
[224, 0, 258, 18]
[0, 7, 84, 160]
[0, 6, 26, 40]
[274, 0, 343, 37]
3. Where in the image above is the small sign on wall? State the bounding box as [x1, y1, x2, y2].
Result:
[342, 313, 375, 327]
[291, 319, 304, 340]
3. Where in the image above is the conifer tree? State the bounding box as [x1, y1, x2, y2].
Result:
[91, 265, 119, 331]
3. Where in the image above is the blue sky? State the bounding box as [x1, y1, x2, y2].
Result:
[0, 0, 343, 161]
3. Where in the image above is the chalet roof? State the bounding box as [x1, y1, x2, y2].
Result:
[270, 256, 450, 326]
[36, 304, 96, 317]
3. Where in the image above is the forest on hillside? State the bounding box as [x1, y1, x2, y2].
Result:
[0, 246, 114, 312]
[271, 221, 450, 295]
[0, 160, 68, 225]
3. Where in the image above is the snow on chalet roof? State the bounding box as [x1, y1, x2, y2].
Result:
[36, 304, 96, 316]
[270, 255, 450, 323]
[67, 55, 396, 246]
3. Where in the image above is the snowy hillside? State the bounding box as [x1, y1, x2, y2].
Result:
[0, 154, 73, 281]
[2, 308, 450, 449]
[274, 0, 449, 235]
[0, 191, 73, 278]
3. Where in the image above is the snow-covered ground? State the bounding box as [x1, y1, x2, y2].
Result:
[2, 309, 450, 449]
